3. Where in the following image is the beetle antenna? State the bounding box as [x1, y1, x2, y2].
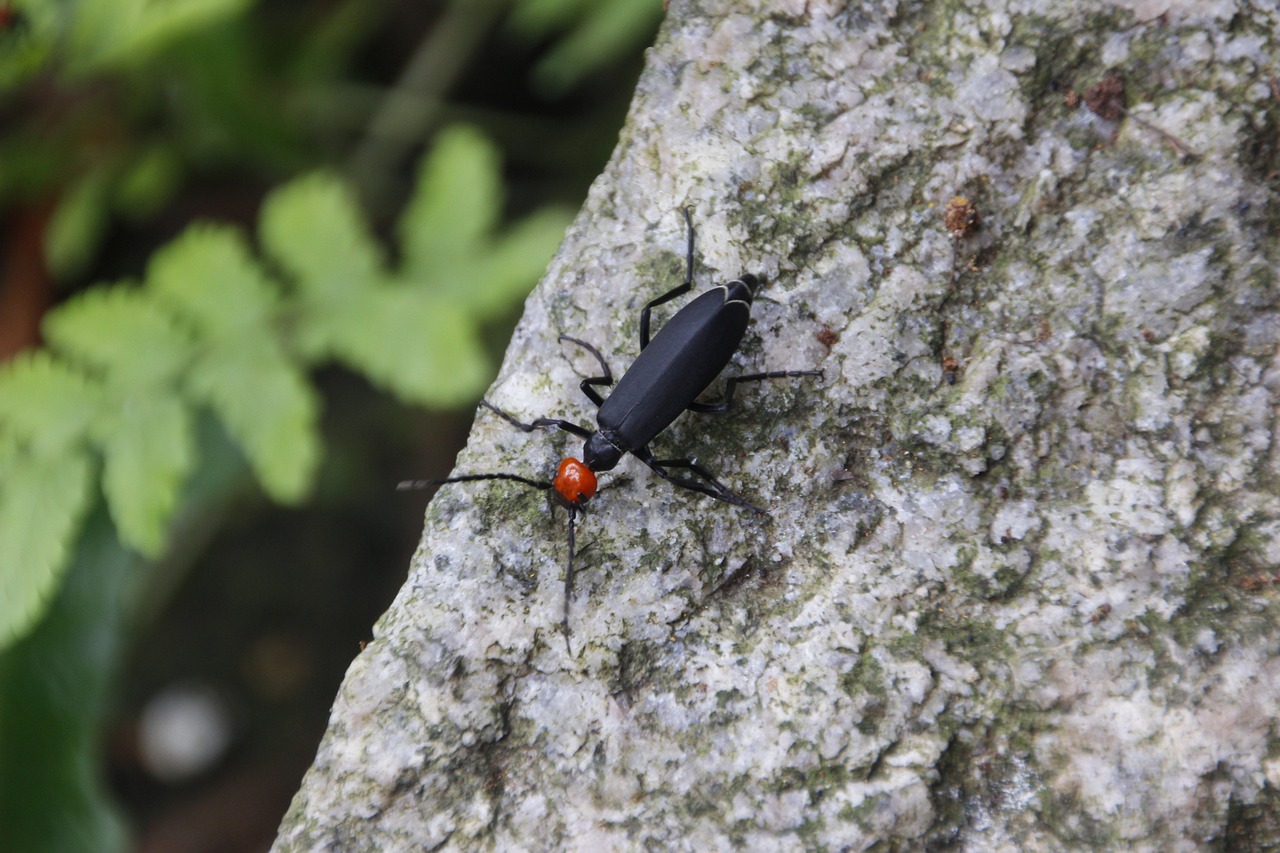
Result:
[563, 505, 578, 657]
[397, 473, 553, 492]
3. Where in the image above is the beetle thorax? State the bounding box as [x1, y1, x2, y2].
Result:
[582, 431, 623, 472]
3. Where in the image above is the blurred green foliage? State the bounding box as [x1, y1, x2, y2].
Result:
[0, 509, 134, 853]
[508, 0, 665, 94]
[0, 0, 661, 849]
[0, 126, 572, 653]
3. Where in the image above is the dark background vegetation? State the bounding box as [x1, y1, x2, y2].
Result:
[0, 1, 658, 850]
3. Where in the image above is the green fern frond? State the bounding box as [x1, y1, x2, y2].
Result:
[398, 126, 573, 320]
[145, 222, 323, 501]
[398, 126, 502, 280]
[185, 337, 320, 504]
[259, 173, 386, 304]
[97, 396, 195, 556]
[42, 284, 196, 387]
[147, 225, 280, 333]
[0, 123, 568, 651]
[42, 285, 199, 555]
[322, 288, 489, 409]
[66, 0, 253, 75]
[466, 207, 575, 320]
[146, 223, 322, 503]
[0, 351, 103, 454]
[0, 449, 95, 648]
[507, 0, 663, 95]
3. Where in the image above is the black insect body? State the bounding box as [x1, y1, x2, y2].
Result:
[401, 209, 821, 652]
[583, 274, 762, 484]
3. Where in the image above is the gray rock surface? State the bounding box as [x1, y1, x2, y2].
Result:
[276, 0, 1280, 849]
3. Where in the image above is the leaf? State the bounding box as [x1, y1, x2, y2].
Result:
[395, 126, 567, 322]
[186, 337, 320, 503]
[149, 222, 319, 502]
[116, 143, 183, 220]
[324, 288, 490, 408]
[66, 0, 252, 75]
[147, 224, 279, 334]
[508, 0, 663, 95]
[98, 395, 194, 556]
[0, 3, 53, 92]
[0, 352, 101, 454]
[0, 507, 134, 848]
[43, 284, 194, 387]
[455, 206, 571, 319]
[398, 126, 502, 281]
[0, 449, 94, 650]
[44, 170, 110, 281]
[506, 0, 592, 39]
[259, 172, 384, 303]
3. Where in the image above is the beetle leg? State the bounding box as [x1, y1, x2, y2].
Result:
[480, 400, 593, 440]
[638, 280, 693, 351]
[638, 207, 698, 350]
[558, 335, 614, 407]
[687, 369, 824, 414]
[632, 446, 765, 514]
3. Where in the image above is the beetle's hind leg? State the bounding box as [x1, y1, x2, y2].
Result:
[632, 446, 765, 514]
[687, 369, 824, 414]
[638, 207, 698, 350]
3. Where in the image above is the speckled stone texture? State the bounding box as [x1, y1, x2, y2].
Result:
[275, 0, 1280, 849]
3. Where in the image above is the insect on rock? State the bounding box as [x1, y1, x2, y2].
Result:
[401, 208, 822, 653]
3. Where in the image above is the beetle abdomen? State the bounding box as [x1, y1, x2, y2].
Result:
[597, 281, 753, 450]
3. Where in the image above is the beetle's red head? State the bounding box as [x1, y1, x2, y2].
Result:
[554, 458, 597, 505]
